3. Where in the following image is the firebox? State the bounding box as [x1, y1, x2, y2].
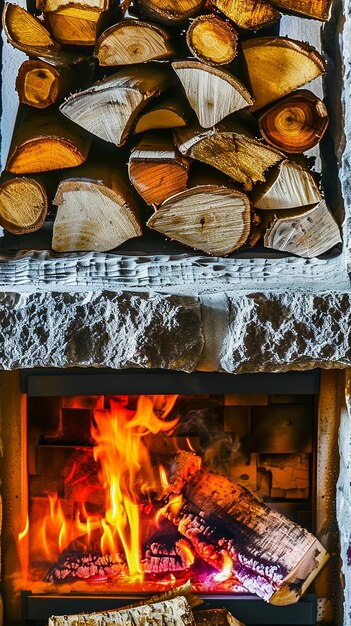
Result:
[0, 369, 342, 625]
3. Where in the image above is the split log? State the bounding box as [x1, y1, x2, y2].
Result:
[253, 160, 322, 210]
[172, 61, 252, 128]
[263, 199, 341, 257]
[52, 160, 142, 252]
[2, 3, 85, 65]
[137, 0, 205, 25]
[186, 15, 238, 66]
[147, 185, 251, 255]
[242, 37, 326, 112]
[48, 596, 195, 626]
[163, 462, 329, 604]
[194, 609, 243, 626]
[16, 60, 77, 109]
[258, 90, 329, 153]
[5, 110, 91, 174]
[174, 120, 283, 191]
[269, 0, 332, 20]
[134, 97, 188, 134]
[0, 174, 48, 234]
[45, 9, 108, 46]
[95, 20, 173, 66]
[209, 0, 280, 30]
[128, 134, 189, 207]
[60, 65, 172, 147]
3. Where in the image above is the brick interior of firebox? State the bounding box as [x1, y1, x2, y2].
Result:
[26, 393, 316, 589]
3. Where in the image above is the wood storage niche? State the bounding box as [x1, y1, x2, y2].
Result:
[0, 0, 342, 260]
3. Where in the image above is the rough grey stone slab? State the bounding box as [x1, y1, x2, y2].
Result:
[221, 291, 351, 373]
[0, 291, 203, 371]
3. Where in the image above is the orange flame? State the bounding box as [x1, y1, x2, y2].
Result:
[18, 515, 29, 542]
[214, 552, 233, 582]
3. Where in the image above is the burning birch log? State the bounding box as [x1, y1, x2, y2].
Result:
[138, 0, 205, 24]
[147, 185, 251, 255]
[253, 160, 322, 210]
[16, 60, 77, 109]
[174, 120, 283, 191]
[162, 462, 329, 604]
[95, 21, 174, 65]
[48, 596, 196, 626]
[209, 0, 280, 30]
[263, 200, 341, 257]
[0, 174, 48, 234]
[186, 15, 238, 66]
[52, 161, 142, 252]
[60, 65, 172, 147]
[5, 110, 91, 174]
[134, 97, 188, 134]
[242, 37, 326, 112]
[258, 90, 329, 153]
[128, 134, 189, 207]
[172, 61, 253, 128]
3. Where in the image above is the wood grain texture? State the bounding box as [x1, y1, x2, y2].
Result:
[172, 61, 252, 127]
[210, 0, 280, 30]
[138, 0, 205, 24]
[0, 174, 48, 233]
[270, 0, 332, 20]
[96, 20, 173, 65]
[253, 160, 322, 209]
[46, 10, 105, 46]
[186, 15, 238, 65]
[242, 37, 326, 111]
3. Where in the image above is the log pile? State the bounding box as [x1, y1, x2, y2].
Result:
[1, 0, 341, 257]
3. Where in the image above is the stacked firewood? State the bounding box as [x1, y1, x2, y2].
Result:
[0, 0, 342, 257]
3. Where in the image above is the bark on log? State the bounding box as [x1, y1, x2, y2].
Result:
[269, 0, 332, 20]
[60, 65, 172, 147]
[172, 61, 253, 128]
[147, 185, 251, 255]
[258, 90, 329, 153]
[174, 120, 283, 191]
[16, 60, 77, 109]
[95, 20, 173, 65]
[48, 596, 195, 626]
[129, 133, 189, 207]
[164, 465, 329, 604]
[186, 15, 238, 66]
[137, 0, 205, 25]
[52, 159, 142, 252]
[242, 37, 326, 112]
[253, 160, 322, 210]
[134, 97, 188, 134]
[194, 609, 243, 626]
[263, 199, 341, 257]
[5, 109, 91, 174]
[0, 174, 48, 234]
[209, 0, 280, 30]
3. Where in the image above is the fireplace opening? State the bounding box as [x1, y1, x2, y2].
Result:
[1, 369, 341, 625]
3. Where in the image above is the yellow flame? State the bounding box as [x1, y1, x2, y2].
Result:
[18, 515, 29, 542]
[214, 552, 233, 582]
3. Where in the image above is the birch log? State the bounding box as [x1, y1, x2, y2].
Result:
[172, 61, 252, 127]
[48, 596, 195, 626]
[60, 65, 172, 146]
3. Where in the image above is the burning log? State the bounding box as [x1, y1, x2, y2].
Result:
[44, 550, 127, 583]
[48, 595, 196, 625]
[147, 185, 251, 255]
[194, 609, 243, 626]
[174, 120, 283, 191]
[5, 109, 91, 174]
[52, 159, 142, 252]
[143, 535, 195, 573]
[16, 60, 77, 109]
[0, 174, 48, 234]
[128, 134, 189, 207]
[95, 21, 174, 65]
[263, 199, 341, 257]
[242, 37, 326, 112]
[258, 90, 329, 153]
[253, 160, 322, 210]
[209, 0, 280, 30]
[171, 61, 253, 128]
[60, 65, 172, 147]
[186, 15, 238, 66]
[137, 0, 205, 25]
[134, 97, 188, 134]
[162, 459, 328, 604]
